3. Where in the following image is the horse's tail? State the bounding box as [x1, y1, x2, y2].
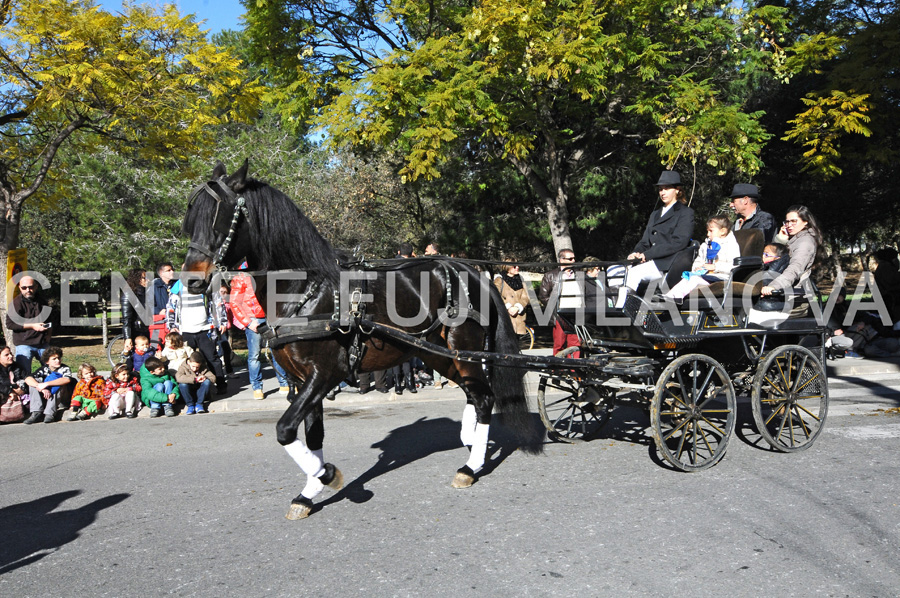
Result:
[487, 278, 543, 454]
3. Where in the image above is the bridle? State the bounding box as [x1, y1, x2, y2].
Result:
[185, 177, 249, 273]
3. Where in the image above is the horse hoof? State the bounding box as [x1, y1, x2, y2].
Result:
[451, 466, 477, 489]
[319, 463, 344, 491]
[285, 497, 314, 520]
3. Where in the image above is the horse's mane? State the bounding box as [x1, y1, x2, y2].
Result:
[182, 174, 342, 285]
[241, 179, 341, 284]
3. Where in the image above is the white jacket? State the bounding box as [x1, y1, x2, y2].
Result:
[690, 232, 741, 279]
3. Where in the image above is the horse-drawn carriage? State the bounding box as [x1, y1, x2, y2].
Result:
[181, 161, 829, 519]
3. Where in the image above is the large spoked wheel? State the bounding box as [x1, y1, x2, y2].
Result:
[751, 345, 828, 452]
[106, 334, 128, 368]
[651, 354, 736, 472]
[537, 374, 614, 442]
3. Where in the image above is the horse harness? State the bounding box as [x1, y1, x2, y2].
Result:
[258, 259, 484, 378]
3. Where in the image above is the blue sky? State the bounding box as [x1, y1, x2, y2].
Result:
[99, 1, 246, 35]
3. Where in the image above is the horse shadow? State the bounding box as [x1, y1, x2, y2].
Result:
[316, 415, 525, 511]
[0, 490, 130, 575]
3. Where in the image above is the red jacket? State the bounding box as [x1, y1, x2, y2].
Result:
[230, 273, 264, 329]
[103, 375, 142, 399]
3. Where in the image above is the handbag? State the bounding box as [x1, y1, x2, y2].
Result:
[0, 394, 25, 423]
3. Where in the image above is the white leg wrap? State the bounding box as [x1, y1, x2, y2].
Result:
[301, 475, 325, 500]
[460, 404, 477, 446]
[464, 423, 490, 474]
[284, 440, 326, 478]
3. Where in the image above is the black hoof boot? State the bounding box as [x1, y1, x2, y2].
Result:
[318, 463, 344, 490]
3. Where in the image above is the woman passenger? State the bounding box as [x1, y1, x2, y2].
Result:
[760, 205, 822, 297]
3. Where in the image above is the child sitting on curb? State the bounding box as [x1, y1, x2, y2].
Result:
[68, 363, 107, 421]
[105, 362, 143, 419]
[139, 357, 179, 418]
[176, 351, 216, 415]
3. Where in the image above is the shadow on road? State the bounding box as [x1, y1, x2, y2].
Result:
[317, 415, 523, 511]
[0, 490, 130, 575]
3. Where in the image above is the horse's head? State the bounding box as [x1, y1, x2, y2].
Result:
[181, 160, 253, 293]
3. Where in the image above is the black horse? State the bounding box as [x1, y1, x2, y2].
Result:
[181, 161, 538, 519]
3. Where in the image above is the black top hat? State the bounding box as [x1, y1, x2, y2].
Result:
[729, 183, 760, 199]
[655, 170, 682, 186]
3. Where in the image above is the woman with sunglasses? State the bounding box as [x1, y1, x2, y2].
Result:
[760, 205, 823, 297]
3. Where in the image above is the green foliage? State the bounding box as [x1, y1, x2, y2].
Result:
[783, 90, 872, 179]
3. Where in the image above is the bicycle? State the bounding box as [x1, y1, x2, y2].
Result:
[106, 334, 129, 368]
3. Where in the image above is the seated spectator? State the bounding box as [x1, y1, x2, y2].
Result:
[0, 345, 29, 411]
[68, 363, 107, 421]
[104, 362, 142, 419]
[176, 351, 215, 415]
[23, 346, 75, 424]
[160, 331, 190, 377]
[126, 335, 156, 376]
[139, 356, 180, 418]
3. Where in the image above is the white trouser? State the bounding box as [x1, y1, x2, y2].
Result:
[623, 261, 663, 291]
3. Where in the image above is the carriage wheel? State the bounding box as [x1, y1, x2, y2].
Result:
[650, 354, 736, 472]
[106, 334, 128, 368]
[537, 374, 614, 442]
[751, 345, 828, 452]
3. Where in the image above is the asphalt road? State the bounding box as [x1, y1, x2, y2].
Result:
[2, 377, 899, 597]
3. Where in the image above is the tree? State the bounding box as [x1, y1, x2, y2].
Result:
[0, 0, 261, 340]
[245, 0, 841, 255]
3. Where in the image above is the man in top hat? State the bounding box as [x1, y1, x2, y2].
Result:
[729, 183, 776, 244]
[622, 170, 695, 292]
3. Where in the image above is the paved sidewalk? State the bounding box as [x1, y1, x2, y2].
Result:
[205, 348, 900, 414]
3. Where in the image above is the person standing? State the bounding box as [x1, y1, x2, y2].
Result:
[729, 183, 776, 244]
[494, 264, 530, 336]
[166, 279, 228, 394]
[151, 262, 177, 316]
[230, 271, 290, 400]
[6, 275, 51, 373]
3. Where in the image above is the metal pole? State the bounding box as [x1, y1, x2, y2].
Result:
[101, 298, 108, 347]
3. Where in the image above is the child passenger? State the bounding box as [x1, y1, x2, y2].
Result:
[105, 362, 143, 419]
[160, 331, 191, 376]
[664, 215, 741, 300]
[68, 363, 107, 421]
[139, 357, 180, 418]
[176, 351, 215, 414]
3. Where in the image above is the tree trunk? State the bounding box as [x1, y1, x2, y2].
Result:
[511, 159, 573, 257]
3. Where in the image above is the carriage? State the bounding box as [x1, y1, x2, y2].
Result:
[533, 266, 829, 472]
[181, 161, 829, 519]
